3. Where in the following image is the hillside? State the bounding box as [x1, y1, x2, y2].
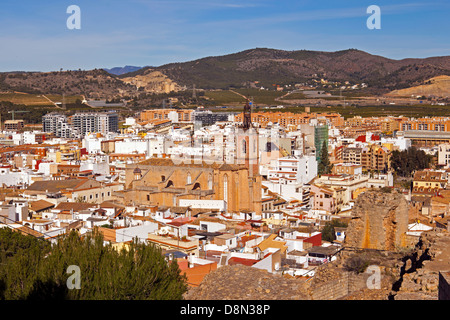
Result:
[0, 69, 138, 100]
[1, 48, 449, 100]
[387, 75, 450, 98]
[120, 69, 183, 94]
[123, 48, 450, 92]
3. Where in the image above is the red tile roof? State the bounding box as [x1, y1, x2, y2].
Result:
[227, 257, 258, 267]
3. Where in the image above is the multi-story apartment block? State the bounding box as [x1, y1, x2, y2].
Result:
[361, 144, 391, 172]
[4, 120, 24, 131]
[192, 110, 233, 126]
[342, 147, 362, 165]
[267, 155, 317, 186]
[43, 112, 118, 138]
[234, 112, 344, 128]
[342, 144, 390, 172]
[70, 111, 119, 136]
[140, 109, 194, 123]
[438, 143, 450, 166]
[400, 118, 450, 132]
[42, 113, 77, 138]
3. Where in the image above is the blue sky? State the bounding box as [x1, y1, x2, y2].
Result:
[0, 0, 448, 71]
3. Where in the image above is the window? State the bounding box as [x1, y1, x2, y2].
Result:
[208, 174, 213, 189]
[187, 173, 191, 185]
[193, 183, 201, 190]
[223, 174, 228, 203]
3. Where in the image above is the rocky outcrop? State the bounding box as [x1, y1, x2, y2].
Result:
[183, 264, 310, 300]
[345, 190, 410, 251]
[389, 229, 450, 300]
[185, 190, 450, 300]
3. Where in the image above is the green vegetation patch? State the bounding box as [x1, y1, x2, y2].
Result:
[204, 90, 246, 104]
[0, 228, 188, 300]
[234, 88, 285, 105]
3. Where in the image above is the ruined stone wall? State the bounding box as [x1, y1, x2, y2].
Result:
[307, 265, 375, 300]
[438, 272, 450, 300]
[390, 230, 450, 300]
[345, 190, 409, 251]
[309, 273, 349, 300]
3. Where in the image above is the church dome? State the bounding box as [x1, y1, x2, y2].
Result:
[133, 167, 141, 174]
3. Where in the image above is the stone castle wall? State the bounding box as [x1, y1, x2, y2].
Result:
[345, 190, 409, 251]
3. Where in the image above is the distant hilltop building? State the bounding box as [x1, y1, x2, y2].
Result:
[43, 111, 119, 138]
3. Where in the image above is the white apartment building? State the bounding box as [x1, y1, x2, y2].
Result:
[438, 143, 450, 167]
[267, 155, 317, 186]
[262, 155, 317, 205]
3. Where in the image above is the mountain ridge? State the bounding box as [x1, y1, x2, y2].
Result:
[1, 48, 449, 97]
[119, 48, 450, 92]
[103, 65, 144, 76]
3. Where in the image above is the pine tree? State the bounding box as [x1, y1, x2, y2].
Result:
[318, 140, 332, 175]
[0, 228, 188, 300]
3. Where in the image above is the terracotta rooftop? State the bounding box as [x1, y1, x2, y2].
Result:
[136, 158, 245, 171]
[26, 179, 89, 193]
[55, 202, 99, 212]
[29, 199, 55, 212]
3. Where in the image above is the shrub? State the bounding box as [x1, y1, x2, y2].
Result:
[343, 255, 370, 274]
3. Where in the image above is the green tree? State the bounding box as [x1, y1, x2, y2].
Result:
[0, 228, 51, 299]
[391, 147, 433, 177]
[321, 219, 348, 242]
[0, 228, 187, 300]
[318, 140, 332, 175]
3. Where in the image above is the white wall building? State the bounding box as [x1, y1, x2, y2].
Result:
[438, 143, 450, 167]
[267, 155, 317, 186]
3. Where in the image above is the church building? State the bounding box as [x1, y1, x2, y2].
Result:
[119, 100, 262, 214]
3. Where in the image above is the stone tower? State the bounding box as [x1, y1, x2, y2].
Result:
[344, 190, 409, 251]
[236, 99, 262, 214]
